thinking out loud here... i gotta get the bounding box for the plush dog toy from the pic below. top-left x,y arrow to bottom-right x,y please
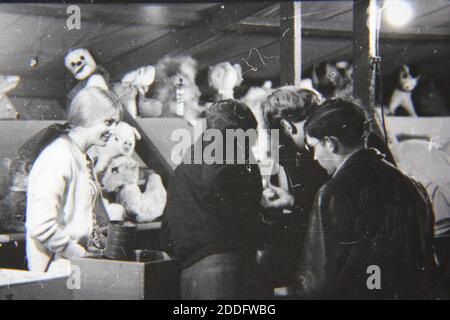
311,60 -> 353,99
0,75 -> 20,120
388,65 -> 449,117
101,156 -> 166,223
153,55 -> 204,124
87,121 -> 141,174
208,62 -> 243,100
388,65 -> 419,116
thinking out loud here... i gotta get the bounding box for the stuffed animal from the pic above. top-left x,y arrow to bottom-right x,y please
241,81 -> 273,127
65,48 -> 110,103
111,65 -> 160,118
87,121 -> 141,174
0,158 -> 29,232
101,156 -> 166,223
311,60 -> 353,99
388,65 -> 449,117
0,75 -> 20,120
137,91 -> 163,118
388,65 -> 419,116
153,55 -> 204,124
208,62 -> 243,100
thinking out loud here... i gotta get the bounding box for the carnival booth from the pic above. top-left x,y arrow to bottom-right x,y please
0,1 -> 449,299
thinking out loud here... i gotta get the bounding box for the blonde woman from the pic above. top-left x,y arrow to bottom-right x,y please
26,87 -> 121,274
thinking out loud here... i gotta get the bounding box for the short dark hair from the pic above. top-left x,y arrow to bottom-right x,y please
206,99 -> 257,132
304,98 -> 368,148
262,87 -> 322,130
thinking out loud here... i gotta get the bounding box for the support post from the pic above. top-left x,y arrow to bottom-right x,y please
280,1 -> 302,86
353,0 -> 376,109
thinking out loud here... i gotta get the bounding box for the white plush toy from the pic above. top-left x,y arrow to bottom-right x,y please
388,65 -> 419,117
112,65 -> 160,118
208,62 -> 243,100
87,121 -> 141,174
241,80 -> 273,127
65,48 -> 109,97
0,75 -> 20,120
64,48 -> 108,86
101,156 -> 167,223
154,55 -> 204,124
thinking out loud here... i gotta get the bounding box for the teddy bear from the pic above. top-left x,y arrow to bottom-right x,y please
208,61 -> 243,100
87,121 -> 141,175
101,156 -> 166,223
65,48 -> 110,103
152,55 -> 205,125
0,75 -> 20,120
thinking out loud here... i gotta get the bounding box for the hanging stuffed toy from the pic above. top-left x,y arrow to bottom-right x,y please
111,65 -> 160,118
208,61 -> 243,100
0,75 -> 20,120
65,48 -> 110,104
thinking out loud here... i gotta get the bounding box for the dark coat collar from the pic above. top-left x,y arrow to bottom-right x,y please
334,148 -> 386,178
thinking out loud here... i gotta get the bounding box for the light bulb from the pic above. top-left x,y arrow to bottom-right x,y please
384,0 -> 414,27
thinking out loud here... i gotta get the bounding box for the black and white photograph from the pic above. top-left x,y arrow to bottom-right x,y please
0,0 -> 449,304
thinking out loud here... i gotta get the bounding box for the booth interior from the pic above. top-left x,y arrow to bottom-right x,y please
0,1 -> 449,299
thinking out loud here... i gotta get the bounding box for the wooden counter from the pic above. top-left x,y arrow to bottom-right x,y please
0,268 -> 71,300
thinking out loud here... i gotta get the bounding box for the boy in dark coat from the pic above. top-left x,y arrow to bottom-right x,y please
161,99 -> 269,299
296,99 -> 437,299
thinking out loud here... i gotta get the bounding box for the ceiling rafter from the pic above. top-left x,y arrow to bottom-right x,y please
0,3 -> 208,27
107,2 -> 275,79
232,18 -> 450,41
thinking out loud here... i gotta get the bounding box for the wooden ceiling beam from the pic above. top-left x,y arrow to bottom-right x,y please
0,3 -> 206,27
108,2 -> 275,79
233,18 -> 450,41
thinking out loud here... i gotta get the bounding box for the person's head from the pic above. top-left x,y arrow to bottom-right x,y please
206,99 -> 258,162
68,87 -> 122,148
304,98 -> 368,175
206,99 -> 257,132
262,87 -> 322,149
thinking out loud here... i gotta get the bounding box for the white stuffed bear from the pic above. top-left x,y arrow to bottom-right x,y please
65,48 -> 110,103
208,62 -> 243,100
87,121 -> 141,174
153,55 -> 204,124
0,75 -> 20,120
101,156 -> 166,223
111,65 -> 161,118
